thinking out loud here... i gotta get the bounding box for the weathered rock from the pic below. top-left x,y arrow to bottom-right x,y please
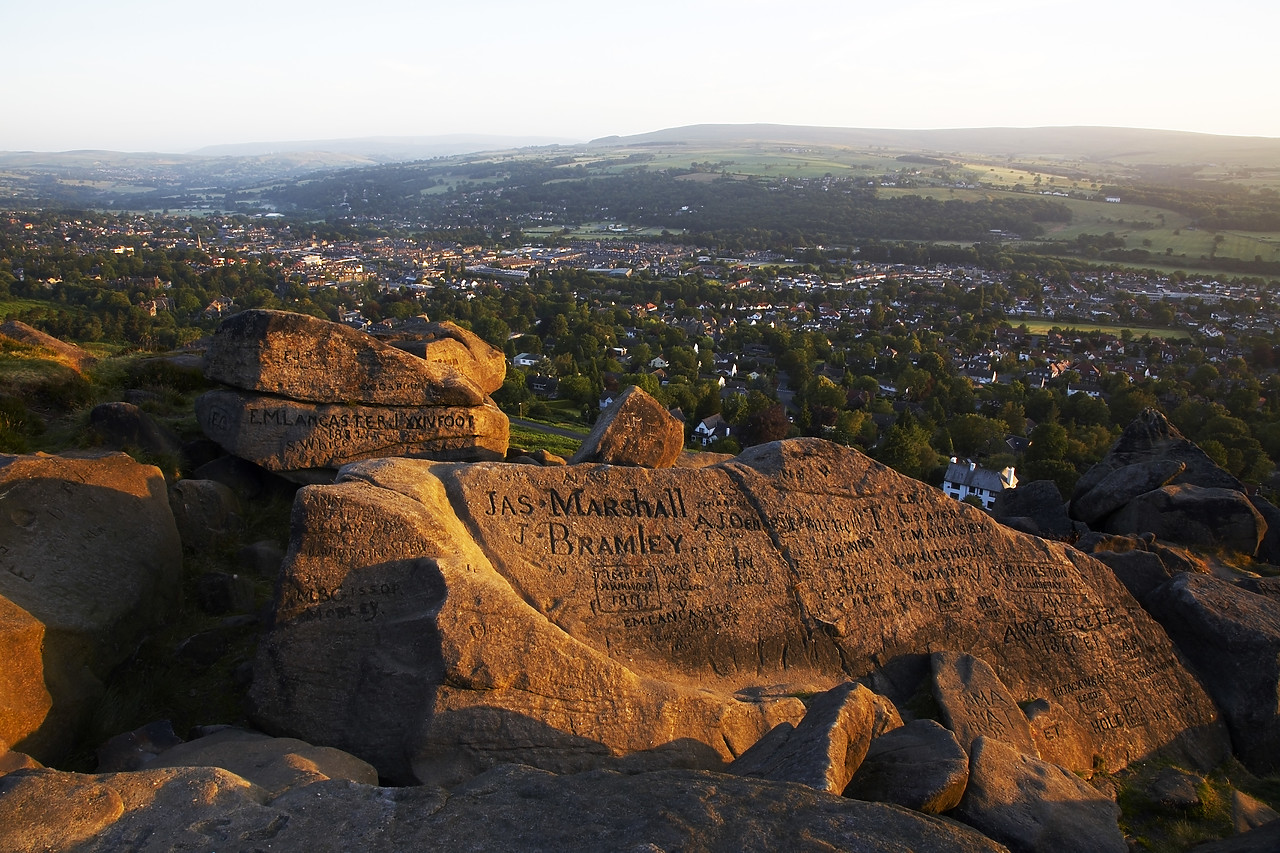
197,389 -> 508,478
992,480 -> 1074,540
0,320 -> 96,372
95,720 -> 184,772
953,736 -> 1126,853
1071,458 -> 1187,526
1104,484 -> 1267,555
88,401 -> 182,459
203,308 -> 486,406
728,682 -> 876,793
844,719 -> 969,814
0,770 -> 125,852
0,597 -> 50,752
146,728 -> 378,796
0,452 -> 182,761
1145,572 -> 1280,773
1231,788 -> 1280,833
374,319 -> 506,394
1072,408 -> 1243,505
251,438 -> 1228,785
169,478 -> 242,551
569,385 -> 685,468
0,763 -> 1009,853
0,742 -> 40,776
933,651 -> 1039,758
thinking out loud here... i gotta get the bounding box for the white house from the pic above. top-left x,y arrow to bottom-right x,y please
941,459 -> 1017,510
693,413 -> 731,447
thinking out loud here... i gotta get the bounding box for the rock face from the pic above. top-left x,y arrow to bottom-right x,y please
88,402 -> 182,458
197,310 -> 509,480
0,452 -> 182,761
1145,572 -> 1280,773
569,385 -> 685,468
0,763 -> 1008,853
251,438 -> 1227,785
953,735 -> 1126,853
196,390 -> 509,476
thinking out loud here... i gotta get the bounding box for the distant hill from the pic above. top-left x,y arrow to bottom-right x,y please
591,124 -> 1280,167
189,134 -> 580,162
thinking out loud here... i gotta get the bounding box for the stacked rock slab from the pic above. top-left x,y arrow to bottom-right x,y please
251,438 -> 1228,785
196,310 -> 508,481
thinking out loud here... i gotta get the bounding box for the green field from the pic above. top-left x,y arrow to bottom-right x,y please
1016,320 -> 1191,340
877,185 -> 1280,266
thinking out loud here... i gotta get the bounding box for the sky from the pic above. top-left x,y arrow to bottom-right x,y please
5,0 -> 1278,153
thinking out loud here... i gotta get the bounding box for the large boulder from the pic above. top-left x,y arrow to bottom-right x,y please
202,309 -> 486,407
569,385 -> 685,468
196,389 -> 509,478
87,402 -> 183,459
1072,408 -> 1243,507
844,719 -> 969,814
953,735 -> 1126,853
728,682 -> 876,793
1145,572 -> 1280,773
1071,458 -> 1186,527
0,452 -> 182,761
0,763 -> 1008,853
251,438 -> 1227,785
991,479 -> 1075,540
933,651 -> 1039,757
1104,484 -> 1266,556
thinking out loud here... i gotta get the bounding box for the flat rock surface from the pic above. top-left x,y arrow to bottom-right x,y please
202,308 -> 485,406
0,452 -> 182,761
0,764 -> 1009,853
196,388 -> 509,474
251,439 -> 1227,786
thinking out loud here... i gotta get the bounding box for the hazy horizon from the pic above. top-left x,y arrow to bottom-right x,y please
7,0 -> 1278,153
